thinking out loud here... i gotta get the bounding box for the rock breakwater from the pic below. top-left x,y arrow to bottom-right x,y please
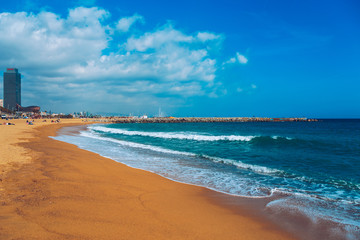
110,117 -> 317,124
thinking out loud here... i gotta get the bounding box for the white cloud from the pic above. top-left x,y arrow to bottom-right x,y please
235,84 -> 257,94
116,14 -> 144,32
126,26 -> 222,52
223,52 -> 248,66
68,6 -> 109,24
0,7 -> 109,70
223,57 -> 236,66
196,32 -> 221,42
236,52 -> 248,64
126,26 -> 194,51
0,7 -> 226,113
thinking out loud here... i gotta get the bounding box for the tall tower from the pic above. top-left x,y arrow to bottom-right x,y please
3,68 -> 21,111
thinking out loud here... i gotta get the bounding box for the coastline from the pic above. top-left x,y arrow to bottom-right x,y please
0,119 -> 295,239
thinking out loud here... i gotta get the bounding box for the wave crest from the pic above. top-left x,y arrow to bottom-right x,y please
90,126 -> 256,141
81,130 -> 282,176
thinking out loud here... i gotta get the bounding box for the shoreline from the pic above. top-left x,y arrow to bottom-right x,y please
0,119 -> 296,239
59,123 -> 357,240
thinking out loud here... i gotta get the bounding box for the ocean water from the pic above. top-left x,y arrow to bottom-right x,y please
54,120 -> 360,239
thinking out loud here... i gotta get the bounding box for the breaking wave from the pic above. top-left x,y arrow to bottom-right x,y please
81,130 -> 281,176
89,126 -> 293,142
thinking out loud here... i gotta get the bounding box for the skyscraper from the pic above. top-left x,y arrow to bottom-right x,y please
3,68 -> 21,111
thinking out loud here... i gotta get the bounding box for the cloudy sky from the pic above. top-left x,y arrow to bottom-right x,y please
0,0 -> 359,117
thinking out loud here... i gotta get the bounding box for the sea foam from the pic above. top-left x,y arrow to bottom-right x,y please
89,125 -> 255,141
81,130 -> 281,176
80,131 -> 195,156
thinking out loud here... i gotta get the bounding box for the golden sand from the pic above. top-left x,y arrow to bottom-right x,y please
0,119 -> 295,239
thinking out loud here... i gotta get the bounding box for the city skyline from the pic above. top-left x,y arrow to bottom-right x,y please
0,0 -> 359,118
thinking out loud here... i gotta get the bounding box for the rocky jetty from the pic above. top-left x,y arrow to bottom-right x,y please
111,117 -> 317,124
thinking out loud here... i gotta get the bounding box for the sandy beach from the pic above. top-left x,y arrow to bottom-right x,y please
0,119 -> 295,240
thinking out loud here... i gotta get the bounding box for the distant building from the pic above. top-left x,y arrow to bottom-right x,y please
3,68 -> 21,111
17,105 -> 40,113
0,99 -> 3,107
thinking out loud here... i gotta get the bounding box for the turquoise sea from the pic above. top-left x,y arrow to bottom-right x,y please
54,119 -> 360,239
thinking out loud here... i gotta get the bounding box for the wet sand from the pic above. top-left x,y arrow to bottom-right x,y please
0,119 -> 295,239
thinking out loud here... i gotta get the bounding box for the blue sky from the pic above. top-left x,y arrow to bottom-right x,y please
0,0 -> 359,117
